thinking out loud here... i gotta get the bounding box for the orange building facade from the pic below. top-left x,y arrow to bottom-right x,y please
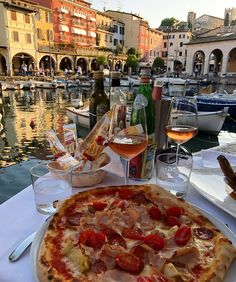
33,0 -> 97,47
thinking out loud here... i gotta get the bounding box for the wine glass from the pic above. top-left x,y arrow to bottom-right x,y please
165,97 -> 198,160
108,104 -> 148,185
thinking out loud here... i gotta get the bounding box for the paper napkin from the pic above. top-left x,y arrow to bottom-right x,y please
201,149 -> 236,168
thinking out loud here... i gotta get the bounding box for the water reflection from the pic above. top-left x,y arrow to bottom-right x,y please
0,87 -> 91,168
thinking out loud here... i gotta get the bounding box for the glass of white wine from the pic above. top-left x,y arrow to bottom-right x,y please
108,104 -> 148,185
165,97 -> 198,159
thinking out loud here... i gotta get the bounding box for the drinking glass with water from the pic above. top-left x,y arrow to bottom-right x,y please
30,163 -> 72,214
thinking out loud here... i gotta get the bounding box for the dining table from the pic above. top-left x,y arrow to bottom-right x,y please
0,148 -> 236,282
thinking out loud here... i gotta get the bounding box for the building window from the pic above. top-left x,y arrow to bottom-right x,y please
47,30 -> 53,41
45,12 -> 52,23
179,34 -> 181,38
110,36 -> 112,43
179,51 -> 182,56
162,51 -> 168,57
170,42 -> 173,47
13,31 -> 19,41
183,34 -> 186,38
114,25 -> 118,33
120,26 -> 124,35
25,14 -> 30,23
164,42 -> 167,48
114,38 -> 118,46
105,34 -> 107,42
172,35 -> 175,39
150,50 -> 152,56
26,33 -> 31,43
11,11 -> 17,21
187,35 -> 189,39
180,42 -> 183,47
150,38 -> 152,45
37,29 -> 42,40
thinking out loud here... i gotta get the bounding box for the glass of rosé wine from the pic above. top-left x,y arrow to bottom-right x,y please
108,103 -> 148,185
165,97 -> 198,161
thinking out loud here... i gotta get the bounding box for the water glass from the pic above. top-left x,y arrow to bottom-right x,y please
156,153 -> 193,199
30,163 -> 72,214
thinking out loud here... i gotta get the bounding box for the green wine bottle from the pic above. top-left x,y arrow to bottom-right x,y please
89,71 -> 110,130
129,69 -> 156,180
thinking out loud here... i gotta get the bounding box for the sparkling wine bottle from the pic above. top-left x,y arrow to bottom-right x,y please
129,69 -> 156,180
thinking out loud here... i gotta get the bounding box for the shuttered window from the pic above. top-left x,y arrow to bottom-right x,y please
11,11 -> 17,21
13,31 -> 19,41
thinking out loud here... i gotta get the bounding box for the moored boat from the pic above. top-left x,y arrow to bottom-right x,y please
197,95 -> 236,117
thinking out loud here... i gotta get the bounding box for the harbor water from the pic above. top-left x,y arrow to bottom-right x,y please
0,83 -> 236,204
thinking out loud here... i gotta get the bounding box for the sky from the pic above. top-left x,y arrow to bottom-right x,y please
90,0 -> 236,27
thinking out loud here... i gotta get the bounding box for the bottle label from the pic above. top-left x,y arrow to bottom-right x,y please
96,103 -> 109,121
129,134 -> 156,180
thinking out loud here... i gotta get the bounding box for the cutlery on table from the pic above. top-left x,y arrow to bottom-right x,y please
8,232 -> 36,262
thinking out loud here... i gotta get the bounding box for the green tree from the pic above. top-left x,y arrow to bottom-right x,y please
160,17 -> 179,28
97,55 -> 107,68
126,55 -> 139,68
127,48 -> 136,55
152,57 -> 165,74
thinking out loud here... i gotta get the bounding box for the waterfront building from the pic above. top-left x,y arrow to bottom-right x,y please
96,11 -> 114,50
106,10 -> 149,58
186,26 -> 236,76
112,19 -> 125,52
194,14 -> 224,33
144,28 -> 164,65
224,7 -> 236,26
0,0 -> 37,76
162,29 -> 192,73
34,4 -> 54,74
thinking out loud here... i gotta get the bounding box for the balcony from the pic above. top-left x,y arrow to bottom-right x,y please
97,24 -> 115,33
71,11 -> 86,19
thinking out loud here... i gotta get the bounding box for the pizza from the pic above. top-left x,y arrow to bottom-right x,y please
38,184 -> 236,282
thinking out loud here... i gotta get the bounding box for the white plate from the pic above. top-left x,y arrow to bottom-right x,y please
191,167 -> 236,218
30,207 -> 236,281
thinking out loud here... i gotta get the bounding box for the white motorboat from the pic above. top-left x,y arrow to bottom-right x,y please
66,106 -> 89,128
155,77 -> 187,85
180,107 -> 229,135
66,106 -> 229,135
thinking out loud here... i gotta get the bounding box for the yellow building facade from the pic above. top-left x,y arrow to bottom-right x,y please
96,11 -> 114,50
0,0 -> 37,75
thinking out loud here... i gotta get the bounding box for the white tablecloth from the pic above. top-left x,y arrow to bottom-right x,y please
0,155 -> 236,282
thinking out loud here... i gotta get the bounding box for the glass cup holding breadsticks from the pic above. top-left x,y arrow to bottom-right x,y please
108,102 -> 148,185
165,97 -> 198,160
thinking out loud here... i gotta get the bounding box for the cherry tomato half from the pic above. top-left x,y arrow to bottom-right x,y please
79,229 -> 106,249
149,206 -> 162,220
116,253 -> 144,273
174,225 -> 192,246
144,234 -> 165,251
122,228 -> 144,240
166,206 -> 182,218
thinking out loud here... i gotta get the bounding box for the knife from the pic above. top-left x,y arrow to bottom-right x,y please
8,231 -> 37,262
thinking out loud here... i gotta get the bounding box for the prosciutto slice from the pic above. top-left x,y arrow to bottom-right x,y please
96,269 -> 137,282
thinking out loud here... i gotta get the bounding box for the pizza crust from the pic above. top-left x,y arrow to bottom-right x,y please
37,184 -> 236,282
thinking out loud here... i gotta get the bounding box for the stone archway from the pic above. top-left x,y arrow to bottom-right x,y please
76,58 -> 88,74
12,52 -> 36,75
91,58 -> 99,71
39,55 -> 56,76
227,48 -> 236,73
0,54 -> 7,75
59,57 -> 73,71
193,51 -> 205,75
115,60 -> 122,71
208,49 -> 223,75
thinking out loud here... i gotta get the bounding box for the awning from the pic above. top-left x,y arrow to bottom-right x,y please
72,28 -> 87,35
88,16 -> 96,22
59,25 -> 69,32
88,31 -> 96,38
58,7 -> 69,14
72,12 -> 86,19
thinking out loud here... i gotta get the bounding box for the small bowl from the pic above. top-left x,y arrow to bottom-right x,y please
71,153 -> 111,188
